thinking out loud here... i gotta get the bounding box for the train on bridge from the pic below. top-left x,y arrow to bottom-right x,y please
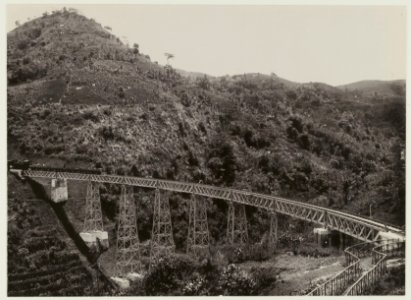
8,160 -> 104,175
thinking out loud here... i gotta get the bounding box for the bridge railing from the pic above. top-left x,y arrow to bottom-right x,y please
343,239 -> 405,296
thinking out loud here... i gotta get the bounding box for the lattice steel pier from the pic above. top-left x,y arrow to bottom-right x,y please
187,195 -> 210,259
149,189 -> 175,271
115,185 -> 141,276
227,202 -> 248,245
80,181 -> 109,247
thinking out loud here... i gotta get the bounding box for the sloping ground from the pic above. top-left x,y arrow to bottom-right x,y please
238,252 -> 345,295
7,174 -> 95,296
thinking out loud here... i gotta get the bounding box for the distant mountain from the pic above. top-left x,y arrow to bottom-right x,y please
175,68 -> 213,80
338,80 -> 405,97
176,70 -> 301,90
229,72 -> 301,90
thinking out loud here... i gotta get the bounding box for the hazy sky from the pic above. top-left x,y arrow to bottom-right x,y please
7,4 -> 406,85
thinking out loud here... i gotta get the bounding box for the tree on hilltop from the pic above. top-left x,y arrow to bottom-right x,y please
164,52 -> 174,65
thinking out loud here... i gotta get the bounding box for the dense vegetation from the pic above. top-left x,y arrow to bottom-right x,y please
7,8 -> 406,295
371,265 -> 405,295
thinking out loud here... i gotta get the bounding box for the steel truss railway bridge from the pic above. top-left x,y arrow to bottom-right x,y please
10,168 -> 405,295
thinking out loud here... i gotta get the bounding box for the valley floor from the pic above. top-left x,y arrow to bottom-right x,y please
238,252 -> 345,295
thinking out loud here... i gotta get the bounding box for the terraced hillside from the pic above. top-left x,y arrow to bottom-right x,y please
7,174 -> 103,296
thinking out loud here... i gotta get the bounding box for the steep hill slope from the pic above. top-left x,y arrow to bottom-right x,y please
7,7 -> 405,258
7,174 -> 96,296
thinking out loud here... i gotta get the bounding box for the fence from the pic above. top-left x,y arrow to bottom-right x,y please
343,239 -> 405,295
306,240 -> 386,296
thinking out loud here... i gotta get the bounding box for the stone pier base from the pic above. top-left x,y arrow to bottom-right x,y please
313,227 -> 331,247
79,230 -> 109,248
51,178 -> 68,203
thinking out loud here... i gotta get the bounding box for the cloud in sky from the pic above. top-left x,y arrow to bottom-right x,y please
7,4 -> 406,85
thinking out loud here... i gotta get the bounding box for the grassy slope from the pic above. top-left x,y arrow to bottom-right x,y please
7,9 -> 405,257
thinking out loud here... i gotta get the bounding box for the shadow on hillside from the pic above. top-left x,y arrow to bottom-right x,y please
27,178 -> 117,295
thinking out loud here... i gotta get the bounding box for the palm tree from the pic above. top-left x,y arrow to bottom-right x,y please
164,53 -> 174,65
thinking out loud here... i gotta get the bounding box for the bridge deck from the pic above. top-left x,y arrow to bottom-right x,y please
14,169 -> 405,243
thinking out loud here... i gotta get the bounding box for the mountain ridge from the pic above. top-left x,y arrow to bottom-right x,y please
7,9 -> 404,93
338,79 -> 405,98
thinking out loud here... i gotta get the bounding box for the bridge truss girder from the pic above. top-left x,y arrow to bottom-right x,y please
22,170 -> 403,243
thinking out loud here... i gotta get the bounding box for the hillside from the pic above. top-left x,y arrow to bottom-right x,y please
7,7 -> 405,262
338,80 -> 406,98
8,174 -> 96,296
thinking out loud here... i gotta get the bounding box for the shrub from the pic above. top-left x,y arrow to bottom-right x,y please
75,144 -> 88,154
8,62 -> 47,85
219,244 -> 274,264
286,89 -> 297,100
17,39 -> 30,50
82,111 -> 99,122
99,126 -> 115,140
144,254 -> 197,295
196,76 -> 210,90
298,134 -> 310,150
28,28 -> 42,39
207,136 -> 237,185
132,43 -> 139,54
287,126 -> 299,140
22,57 -> 31,65
297,243 -> 331,257
209,264 -> 276,296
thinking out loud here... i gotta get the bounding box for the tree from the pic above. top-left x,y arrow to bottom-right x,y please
68,8 -> 79,14
164,52 -> 174,65
132,43 -> 139,54
196,76 -> 210,90
15,20 -> 20,27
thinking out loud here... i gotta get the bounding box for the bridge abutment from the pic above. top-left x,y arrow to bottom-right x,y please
313,227 -> 331,247
50,178 -> 68,203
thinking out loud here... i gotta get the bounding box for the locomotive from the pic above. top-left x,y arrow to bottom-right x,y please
8,160 -> 104,175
